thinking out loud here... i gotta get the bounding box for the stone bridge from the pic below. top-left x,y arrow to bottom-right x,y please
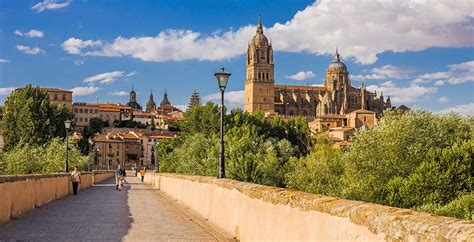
0,172 -> 473,241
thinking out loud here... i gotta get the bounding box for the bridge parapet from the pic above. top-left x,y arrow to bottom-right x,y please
0,171 -> 114,224
143,172 -> 474,241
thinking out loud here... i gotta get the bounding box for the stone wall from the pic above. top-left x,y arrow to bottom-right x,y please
0,172 -> 114,224
143,173 -> 474,241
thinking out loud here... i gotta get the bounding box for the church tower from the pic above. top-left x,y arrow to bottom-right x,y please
244,16 -> 275,115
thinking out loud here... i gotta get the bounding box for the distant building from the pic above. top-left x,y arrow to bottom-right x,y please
72,102 -> 100,130
98,103 -> 131,127
145,90 -> 157,113
15,87 -> 73,110
155,89 -> 182,115
126,86 -> 142,111
244,17 -> 391,117
41,88 -> 73,110
93,130 -> 177,170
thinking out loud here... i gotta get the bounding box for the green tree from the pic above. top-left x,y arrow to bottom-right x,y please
180,102 -> 221,135
2,84 -> 73,150
285,134 -> 343,196
341,110 -> 473,209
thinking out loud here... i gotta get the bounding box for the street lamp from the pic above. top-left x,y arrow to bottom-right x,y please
214,67 -> 231,178
64,120 -> 72,173
88,137 -> 94,171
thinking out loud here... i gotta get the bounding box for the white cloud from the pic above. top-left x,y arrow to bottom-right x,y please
62,38 -> 102,55
174,104 -> 188,112
366,81 -> 437,104
15,29 -> 44,38
126,70 -> 138,77
437,96 -> 449,103
74,60 -> 84,65
0,87 -> 16,95
437,103 -> 474,116
351,65 -> 415,81
0,59 -> 9,64
411,60 -> 474,85
83,71 -> 134,84
32,0 -> 71,12
61,1 -> 473,64
70,86 -> 100,97
204,90 -> 245,109
112,91 -> 129,97
285,71 -> 316,81
16,45 -> 45,55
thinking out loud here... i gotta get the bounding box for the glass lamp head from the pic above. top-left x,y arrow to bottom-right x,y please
64,120 -> 72,129
214,67 -> 231,91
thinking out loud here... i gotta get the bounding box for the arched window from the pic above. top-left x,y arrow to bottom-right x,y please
258,73 -> 261,79
266,73 -> 269,80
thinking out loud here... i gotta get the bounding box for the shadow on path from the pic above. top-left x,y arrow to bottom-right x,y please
0,177 -> 132,241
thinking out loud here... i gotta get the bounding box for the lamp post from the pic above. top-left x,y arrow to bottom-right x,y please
214,67 -> 231,178
64,120 -> 72,173
88,137 -> 94,172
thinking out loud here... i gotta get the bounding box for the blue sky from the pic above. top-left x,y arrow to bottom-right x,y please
0,0 -> 473,114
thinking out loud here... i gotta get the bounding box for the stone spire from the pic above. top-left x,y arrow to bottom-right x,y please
257,15 -> 263,33
160,88 -> 171,106
146,90 -> 156,113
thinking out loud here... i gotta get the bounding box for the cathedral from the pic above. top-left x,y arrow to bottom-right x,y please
244,17 -> 391,119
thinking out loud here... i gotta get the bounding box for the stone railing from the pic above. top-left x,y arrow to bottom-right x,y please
142,173 -> 474,241
0,171 -> 114,224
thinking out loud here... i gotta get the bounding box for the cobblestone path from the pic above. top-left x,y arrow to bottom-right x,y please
0,176 -> 222,241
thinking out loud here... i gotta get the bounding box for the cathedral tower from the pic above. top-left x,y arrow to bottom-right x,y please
244,16 -> 275,114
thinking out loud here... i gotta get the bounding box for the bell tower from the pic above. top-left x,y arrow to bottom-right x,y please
244,16 -> 274,115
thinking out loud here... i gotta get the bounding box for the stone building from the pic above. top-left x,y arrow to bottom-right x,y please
145,90 -> 156,113
244,18 -> 391,119
126,86 -> 142,111
42,88 -> 73,110
72,102 -> 100,130
155,89 -> 181,115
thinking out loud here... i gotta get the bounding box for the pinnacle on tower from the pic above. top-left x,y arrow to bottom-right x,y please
334,46 -> 340,62
257,15 -> 263,33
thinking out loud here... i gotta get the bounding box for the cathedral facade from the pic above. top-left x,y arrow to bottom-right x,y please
244,18 -> 391,118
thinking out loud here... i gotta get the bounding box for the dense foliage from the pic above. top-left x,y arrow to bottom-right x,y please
156,104 -> 473,220
0,84 -> 90,174
2,84 -> 73,151
0,138 -> 90,175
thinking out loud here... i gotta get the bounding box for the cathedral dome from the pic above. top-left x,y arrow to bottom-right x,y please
327,49 -> 347,72
251,33 -> 269,47
251,16 -> 269,47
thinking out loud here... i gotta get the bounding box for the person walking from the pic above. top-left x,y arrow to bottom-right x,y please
140,167 -> 145,182
115,164 -> 125,191
70,166 -> 81,195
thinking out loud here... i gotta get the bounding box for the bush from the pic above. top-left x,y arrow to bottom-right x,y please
417,193 -> 474,220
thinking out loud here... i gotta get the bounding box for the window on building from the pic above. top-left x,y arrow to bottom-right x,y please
62,94 -> 66,100
79,109 -> 83,113
258,73 -> 261,79
364,116 -> 367,122
79,118 -> 83,122
54,94 -> 58,100
266,73 -> 269,79
85,109 -> 89,113
109,144 -> 112,149
74,108 -> 78,113
263,97 -> 266,102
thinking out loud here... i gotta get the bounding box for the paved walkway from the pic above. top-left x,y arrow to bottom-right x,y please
0,176 -> 223,241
